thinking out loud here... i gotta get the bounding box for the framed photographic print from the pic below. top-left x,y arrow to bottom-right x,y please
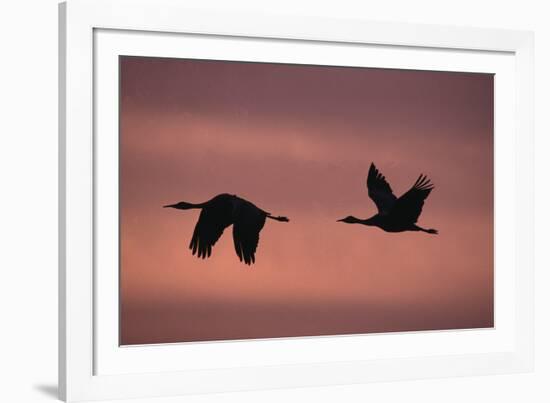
59,0 -> 534,401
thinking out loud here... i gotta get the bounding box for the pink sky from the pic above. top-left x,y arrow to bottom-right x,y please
119,56 -> 493,345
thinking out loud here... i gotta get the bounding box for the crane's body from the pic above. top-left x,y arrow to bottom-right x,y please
164,193 -> 289,265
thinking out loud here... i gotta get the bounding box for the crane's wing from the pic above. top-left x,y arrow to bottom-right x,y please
392,174 -> 434,224
189,207 -> 230,259
232,201 -> 267,265
367,163 -> 397,214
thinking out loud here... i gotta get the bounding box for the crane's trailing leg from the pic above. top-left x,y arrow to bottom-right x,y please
266,214 -> 289,222
413,225 -> 438,234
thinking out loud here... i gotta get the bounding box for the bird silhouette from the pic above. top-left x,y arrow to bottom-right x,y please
164,193 -> 289,265
338,163 -> 438,234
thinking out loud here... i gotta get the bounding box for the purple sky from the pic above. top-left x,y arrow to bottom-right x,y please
119,56 -> 494,344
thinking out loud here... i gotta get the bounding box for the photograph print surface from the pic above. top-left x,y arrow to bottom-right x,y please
119,56 -> 494,345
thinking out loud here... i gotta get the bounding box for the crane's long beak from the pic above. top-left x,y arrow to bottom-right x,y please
163,203 -> 178,208
337,218 -> 345,222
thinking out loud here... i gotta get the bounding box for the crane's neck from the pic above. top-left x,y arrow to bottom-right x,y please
350,216 -> 378,225
163,201 -> 204,210
338,215 -> 373,225
361,216 -> 377,225
338,215 -> 380,226
348,216 -> 365,224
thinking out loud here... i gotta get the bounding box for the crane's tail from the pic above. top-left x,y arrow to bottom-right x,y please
267,214 -> 289,222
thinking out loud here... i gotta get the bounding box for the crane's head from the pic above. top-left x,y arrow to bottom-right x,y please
163,201 -> 195,210
337,215 -> 361,224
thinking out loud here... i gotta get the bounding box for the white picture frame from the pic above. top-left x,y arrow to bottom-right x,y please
59,0 -> 534,401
